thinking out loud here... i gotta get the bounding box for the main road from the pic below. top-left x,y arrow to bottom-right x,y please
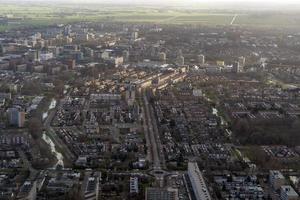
230,14 -> 238,25
142,89 -> 166,170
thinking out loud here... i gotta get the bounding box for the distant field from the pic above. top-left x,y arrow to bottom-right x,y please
234,13 -> 300,27
1,4 -> 300,32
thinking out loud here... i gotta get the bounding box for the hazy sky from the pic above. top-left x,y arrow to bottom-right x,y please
3,0 -> 300,7
4,0 -> 300,3
68,0 -> 300,3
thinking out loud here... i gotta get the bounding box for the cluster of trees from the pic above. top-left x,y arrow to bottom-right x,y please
27,117 -> 43,140
0,83 -> 11,93
21,81 -> 42,95
232,118 -> 300,146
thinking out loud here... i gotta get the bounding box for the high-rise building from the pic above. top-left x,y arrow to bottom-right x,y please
238,56 -> 246,67
40,52 -> 53,61
8,107 -> 25,128
65,59 -> 76,70
177,49 -> 182,57
85,47 -> 94,58
125,84 -> 136,106
197,54 -> 205,65
216,60 -> 225,66
28,50 -> 41,62
64,25 -> 72,36
8,107 -> 18,126
131,32 -> 138,40
19,111 -> 25,128
232,61 -> 243,73
33,32 -> 42,40
159,52 -> 167,61
123,50 -> 130,62
177,56 -> 184,66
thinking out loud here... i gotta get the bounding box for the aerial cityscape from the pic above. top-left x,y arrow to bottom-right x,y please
0,0 -> 300,199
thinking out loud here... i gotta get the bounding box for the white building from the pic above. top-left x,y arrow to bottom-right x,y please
193,89 -> 203,97
232,61 -> 243,73
40,52 -> 53,61
101,50 -> 111,60
176,56 -> 184,66
159,52 -> 166,61
82,172 -> 100,200
16,181 -> 37,200
188,162 -> 211,200
90,93 -> 121,101
280,185 -> 299,200
130,177 -> 139,194
197,54 -> 205,65
238,56 -> 246,67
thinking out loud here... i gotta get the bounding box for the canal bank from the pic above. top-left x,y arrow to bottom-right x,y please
42,98 -> 65,168
42,133 -> 64,168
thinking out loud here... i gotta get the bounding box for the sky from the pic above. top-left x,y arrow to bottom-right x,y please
66,0 -> 300,3
3,0 -> 300,3
3,0 -> 300,8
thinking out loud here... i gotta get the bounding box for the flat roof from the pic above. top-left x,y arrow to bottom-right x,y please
281,185 -> 299,197
188,162 -> 211,200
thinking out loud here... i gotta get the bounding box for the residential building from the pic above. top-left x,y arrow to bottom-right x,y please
129,177 -> 139,194
269,170 -> 285,190
146,187 -> 178,200
8,107 -> 25,128
16,181 -> 37,200
280,185 -> 299,200
82,172 -> 100,200
197,54 -> 205,65
188,162 -> 211,200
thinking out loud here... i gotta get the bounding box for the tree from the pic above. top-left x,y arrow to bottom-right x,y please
21,81 -> 42,95
233,119 -> 251,138
27,117 -> 43,140
0,83 -> 10,93
53,79 -> 65,96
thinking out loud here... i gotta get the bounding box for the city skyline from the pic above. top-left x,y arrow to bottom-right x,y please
0,0 -> 300,199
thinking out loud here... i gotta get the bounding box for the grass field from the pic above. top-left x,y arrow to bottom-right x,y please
235,13 -> 300,27
1,3 -> 300,32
